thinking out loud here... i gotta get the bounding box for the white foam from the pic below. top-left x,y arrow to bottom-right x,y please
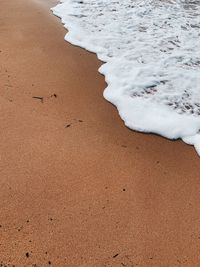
52,0 -> 200,155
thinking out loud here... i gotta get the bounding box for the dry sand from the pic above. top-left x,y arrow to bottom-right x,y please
1,0 -> 200,266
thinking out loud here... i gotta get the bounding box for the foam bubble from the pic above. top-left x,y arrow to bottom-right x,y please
52,0 -> 200,155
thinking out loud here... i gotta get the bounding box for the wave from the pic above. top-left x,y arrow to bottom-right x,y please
52,0 -> 200,155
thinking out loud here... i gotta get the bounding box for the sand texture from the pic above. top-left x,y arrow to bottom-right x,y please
1,0 -> 200,266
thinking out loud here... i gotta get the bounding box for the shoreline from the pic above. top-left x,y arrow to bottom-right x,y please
1,0 -> 200,266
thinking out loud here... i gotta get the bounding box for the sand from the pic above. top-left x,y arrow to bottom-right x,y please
1,0 -> 200,266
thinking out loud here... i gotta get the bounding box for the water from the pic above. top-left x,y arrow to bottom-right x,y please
52,0 -> 200,155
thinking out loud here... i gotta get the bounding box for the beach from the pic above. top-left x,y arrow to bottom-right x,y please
1,0 -> 200,266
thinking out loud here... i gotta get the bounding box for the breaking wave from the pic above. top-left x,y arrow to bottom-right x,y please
52,0 -> 200,155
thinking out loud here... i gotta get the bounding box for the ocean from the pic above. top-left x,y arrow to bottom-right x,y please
52,0 -> 200,155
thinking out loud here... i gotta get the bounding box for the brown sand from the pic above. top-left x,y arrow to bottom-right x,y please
1,0 -> 200,266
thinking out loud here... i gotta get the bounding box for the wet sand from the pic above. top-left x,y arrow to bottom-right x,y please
1,0 -> 200,266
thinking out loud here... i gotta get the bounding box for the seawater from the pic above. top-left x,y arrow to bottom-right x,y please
52,0 -> 200,155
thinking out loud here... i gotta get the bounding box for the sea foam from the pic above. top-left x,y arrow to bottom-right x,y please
52,0 -> 200,155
